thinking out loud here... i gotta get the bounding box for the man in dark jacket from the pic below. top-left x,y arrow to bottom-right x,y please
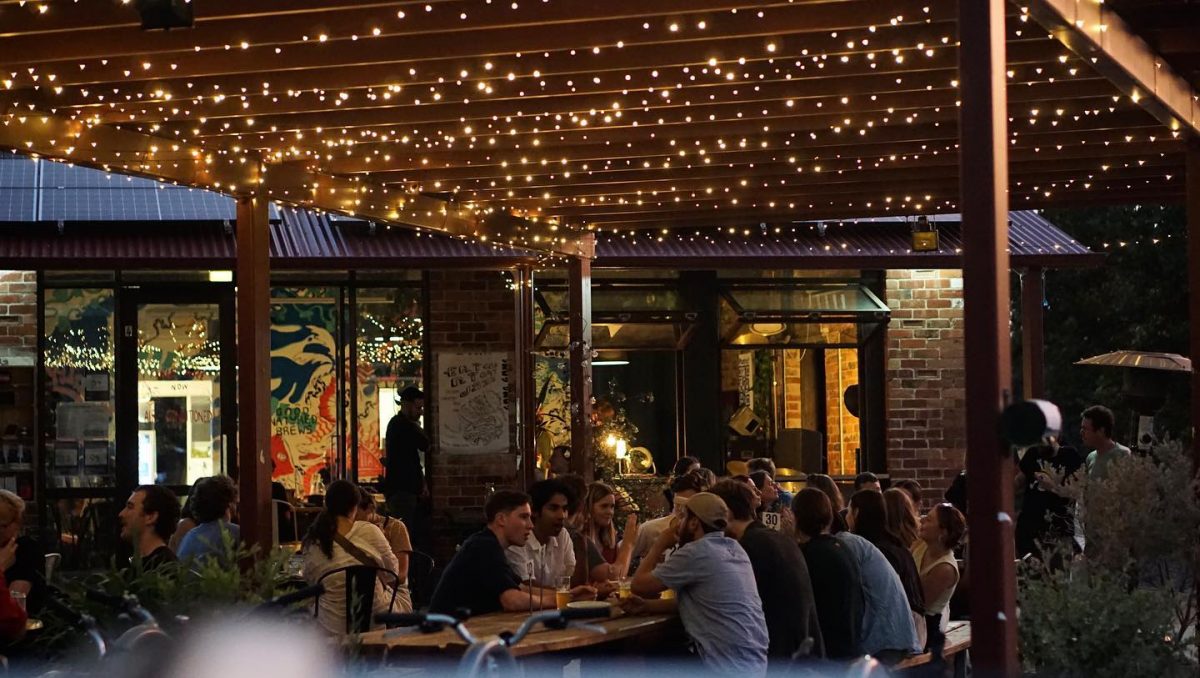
383,386 -> 428,533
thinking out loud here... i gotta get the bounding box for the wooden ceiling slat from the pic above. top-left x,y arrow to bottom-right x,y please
2,0 -> 944,89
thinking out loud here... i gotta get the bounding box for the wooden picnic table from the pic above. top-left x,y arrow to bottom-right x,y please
357,607 -> 678,658
895,620 -> 971,674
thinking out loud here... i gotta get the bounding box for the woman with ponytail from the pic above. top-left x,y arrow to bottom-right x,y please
303,480 -> 410,635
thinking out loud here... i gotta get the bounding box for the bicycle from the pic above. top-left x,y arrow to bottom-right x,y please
376,606 -> 611,678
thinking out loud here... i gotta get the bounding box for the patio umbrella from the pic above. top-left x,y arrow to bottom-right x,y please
1074,351 -> 1192,373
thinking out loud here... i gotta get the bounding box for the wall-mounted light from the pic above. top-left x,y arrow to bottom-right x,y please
749,322 -> 786,336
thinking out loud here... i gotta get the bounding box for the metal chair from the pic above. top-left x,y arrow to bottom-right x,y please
401,549 -> 436,610
44,553 -> 62,582
314,565 -> 402,634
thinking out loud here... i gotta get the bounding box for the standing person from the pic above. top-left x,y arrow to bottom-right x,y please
627,492 -> 769,677
581,482 -> 638,580
1080,405 -> 1131,480
710,480 -> 824,662
848,489 -> 926,650
302,481 -> 410,635
430,490 -> 594,615
805,474 -> 848,534
118,485 -> 181,571
383,387 -> 429,533
883,488 -> 921,549
506,479 -> 576,588
912,504 -> 966,650
0,490 -> 44,615
1015,441 -> 1083,558
177,475 -> 240,567
793,488 -> 864,660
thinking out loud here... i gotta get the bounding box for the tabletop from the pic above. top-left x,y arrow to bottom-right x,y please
357,607 -> 678,657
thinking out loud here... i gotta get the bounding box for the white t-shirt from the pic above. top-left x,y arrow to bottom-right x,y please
506,527 -> 576,587
303,521 -> 407,635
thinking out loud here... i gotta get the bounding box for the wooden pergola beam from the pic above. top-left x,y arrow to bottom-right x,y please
0,111 -> 589,257
1021,0 -> 1200,135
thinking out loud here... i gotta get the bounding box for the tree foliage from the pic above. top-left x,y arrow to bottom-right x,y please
1019,205 -> 1191,444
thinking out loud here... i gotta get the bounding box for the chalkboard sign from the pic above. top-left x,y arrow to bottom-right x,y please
437,352 -> 511,455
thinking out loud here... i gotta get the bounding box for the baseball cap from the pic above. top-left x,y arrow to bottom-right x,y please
684,492 -> 729,530
396,386 -> 424,403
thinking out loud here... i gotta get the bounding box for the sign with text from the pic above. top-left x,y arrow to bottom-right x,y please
437,352 -> 511,454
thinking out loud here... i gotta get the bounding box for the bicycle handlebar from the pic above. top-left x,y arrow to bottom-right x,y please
43,593 -> 108,658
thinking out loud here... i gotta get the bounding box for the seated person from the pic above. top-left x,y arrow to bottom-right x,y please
627,492 -> 769,677
710,480 -> 824,662
303,481 -> 409,635
506,479 -> 576,587
836,527 -> 922,661
794,488 -> 865,660
272,481 -> 297,544
169,478 -> 206,553
632,469 -> 708,563
0,538 -> 27,642
430,490 -> 593,615
356,486 -> 411,584
177,475 -> 240,566
0,490 -> 44,616
747,458 -> 794,511
581,482 -> 638,581
559,474 -> 609,587
119,485 -> 181,571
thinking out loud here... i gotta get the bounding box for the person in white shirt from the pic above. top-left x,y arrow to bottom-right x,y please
632,469 -> 710,563
506,479 -> 576,587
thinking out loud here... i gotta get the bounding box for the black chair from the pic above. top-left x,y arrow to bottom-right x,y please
315,565 -> 402,634
402,549 -> 436,610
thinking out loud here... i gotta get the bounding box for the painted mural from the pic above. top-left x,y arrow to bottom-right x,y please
270,291 -> 339,494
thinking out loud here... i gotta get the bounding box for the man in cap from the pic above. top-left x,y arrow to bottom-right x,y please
383,386 -> 428,541
626,492 -> 769,677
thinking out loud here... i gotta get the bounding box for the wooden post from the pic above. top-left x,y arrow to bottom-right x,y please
1020,267 -> 1046,400
1188,138 -> 1200,473
958,1 -> 1019,675
568,236 -> 595,480
235,193 -> 273,553
514,265 -> 537,488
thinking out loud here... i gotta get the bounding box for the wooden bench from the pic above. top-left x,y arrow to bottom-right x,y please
894,621 -> 971,675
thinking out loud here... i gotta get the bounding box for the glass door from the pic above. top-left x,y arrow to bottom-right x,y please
118,287 -> 235,497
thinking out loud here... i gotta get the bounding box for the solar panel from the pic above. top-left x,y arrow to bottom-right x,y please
158,186 -> 236,221
0,156 -> 37,221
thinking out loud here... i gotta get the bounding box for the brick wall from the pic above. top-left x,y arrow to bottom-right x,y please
0,271 -> 37,350
425,270 -> 520,560
885,269 -> 966,509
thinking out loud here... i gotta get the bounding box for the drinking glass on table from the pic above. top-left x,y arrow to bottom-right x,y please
555,576 -> 572,610
10,590 -> 25,613
618,577 -> 632,600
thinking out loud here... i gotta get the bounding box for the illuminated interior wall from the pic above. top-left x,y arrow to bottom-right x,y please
824,348 -> 860,475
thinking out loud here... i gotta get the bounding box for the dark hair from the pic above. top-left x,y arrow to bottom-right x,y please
854,472 -> 880,490
849,489 -> 900,546
180,477 -> 207,521
192,475 -> 237,524
670,456 -> 700,477
671,469 -> 709,494
710,479 -> 758,523
399,386 -> 424,402
304,480 -> 360,559
486,490 -> 531,523
271,481 -> 287,502
746,458 -> 777,476
806,474 -> 844,512
1082,405 -> 1115,438
357,486 -> 378,511
933,503 -> 968,550
748,470 -> 771,491
793,488 -> 833,538
557,474 -> 588,514
529,479 -> 575,514
893,479 -> 923,507
884,488 -> 920,547
135,485 -> 181,543
693,467 -> 717,488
